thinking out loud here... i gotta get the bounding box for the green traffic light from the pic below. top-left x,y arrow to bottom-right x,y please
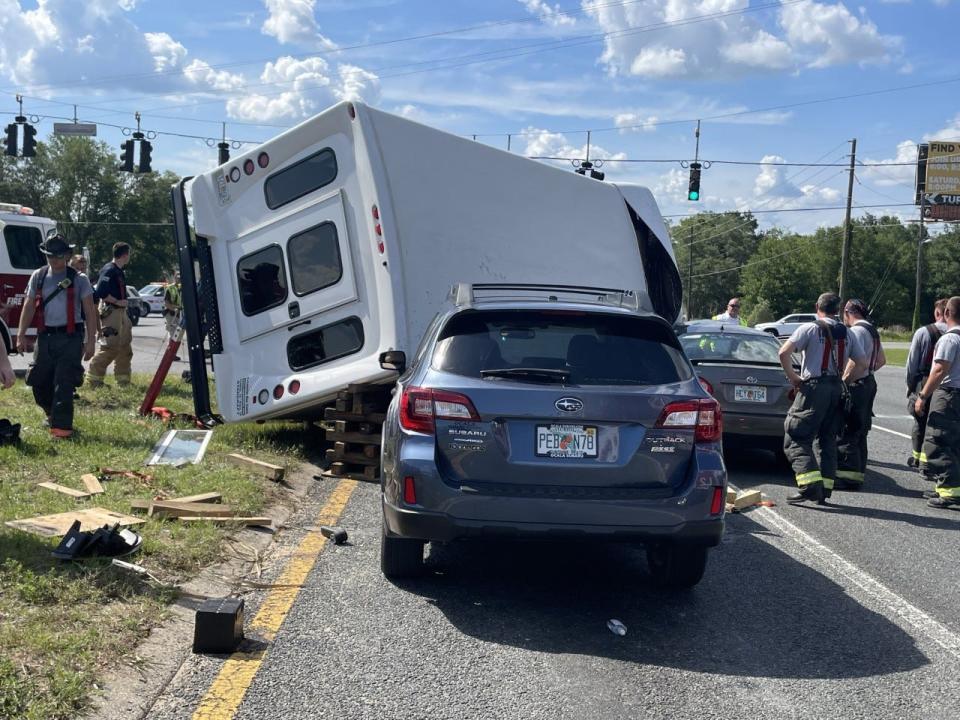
688,190 -> 699,201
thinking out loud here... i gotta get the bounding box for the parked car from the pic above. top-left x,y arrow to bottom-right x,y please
678,321 -> 794,457
379,284 -> 727,588
754,313 -> 817,339
138,283 -> 167,314
126,288 -> 142,326
127,287 -> 151,318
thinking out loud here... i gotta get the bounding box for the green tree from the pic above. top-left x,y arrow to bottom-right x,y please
0,136 -> 179,287
671,211 -> 761,319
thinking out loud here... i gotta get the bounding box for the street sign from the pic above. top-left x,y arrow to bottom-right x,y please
923,192 -> 960,205
924,141 -> 960,198
53,122 -> 97,137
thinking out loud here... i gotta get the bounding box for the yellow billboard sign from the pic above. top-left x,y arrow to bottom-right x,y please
925,141 -> 960,199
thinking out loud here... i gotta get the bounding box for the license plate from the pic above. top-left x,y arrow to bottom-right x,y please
535,424 -> 598,458
734,385 -> 767,403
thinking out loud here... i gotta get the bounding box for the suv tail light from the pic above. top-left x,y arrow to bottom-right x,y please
656,399 -> 723,443
697,376 -> 714,396
399,387 -> 480,434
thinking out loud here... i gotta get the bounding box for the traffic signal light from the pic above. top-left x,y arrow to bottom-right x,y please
120,140 -> 134,172
218,141 -> 230,165
4,124 -> 16,157
138,139 -> 153,173
21,123 -> 37,157
687,162 -> 702,201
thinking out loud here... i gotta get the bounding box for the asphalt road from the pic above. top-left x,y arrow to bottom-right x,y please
10,312 -> 186,376
143,364 -> 960,720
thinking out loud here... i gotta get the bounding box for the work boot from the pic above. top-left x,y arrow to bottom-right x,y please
87,377 -> 105,388
927,496 -> 960,510
907,456 -> 918,468
787,482 -> 825,505
49,427 -> 74,439
117,376 -> 131,388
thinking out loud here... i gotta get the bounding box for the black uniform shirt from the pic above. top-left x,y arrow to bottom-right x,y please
95,261 -> 126,304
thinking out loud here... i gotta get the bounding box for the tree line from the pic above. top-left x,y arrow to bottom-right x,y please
670,210 -> 960,330
3,138 -> 957,328
0,136 -> 179,288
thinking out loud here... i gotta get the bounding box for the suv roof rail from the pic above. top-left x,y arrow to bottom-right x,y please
449,283 -> 640,311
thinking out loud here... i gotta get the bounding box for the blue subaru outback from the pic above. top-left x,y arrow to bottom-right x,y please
380,284 -> 727,588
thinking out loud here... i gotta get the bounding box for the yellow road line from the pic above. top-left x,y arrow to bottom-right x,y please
193,479 -> 358,720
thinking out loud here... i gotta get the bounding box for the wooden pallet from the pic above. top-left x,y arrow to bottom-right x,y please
322,384 -> 391,482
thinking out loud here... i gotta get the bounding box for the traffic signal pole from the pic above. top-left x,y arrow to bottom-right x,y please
838,138 -> 857,300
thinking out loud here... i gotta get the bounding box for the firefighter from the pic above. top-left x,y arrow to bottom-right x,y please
88,242 -> 134,388
14,232 -> 97,438
778,292 -> 866,504
713,297 -> 748,326
836,299 -> 884,489
905,298 -> 948,470
915,296 -> 960,509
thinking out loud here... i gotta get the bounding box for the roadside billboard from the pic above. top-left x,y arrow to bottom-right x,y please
921,141 -> 960,221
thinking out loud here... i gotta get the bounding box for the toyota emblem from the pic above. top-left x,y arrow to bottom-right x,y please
555,397 -> 583,413
745,376 -> 758,384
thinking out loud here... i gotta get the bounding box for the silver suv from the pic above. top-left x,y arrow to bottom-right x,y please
379,284 -> 727,588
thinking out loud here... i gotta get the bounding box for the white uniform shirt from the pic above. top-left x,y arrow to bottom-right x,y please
789,317 -> 865,381
932,328 -> 960,389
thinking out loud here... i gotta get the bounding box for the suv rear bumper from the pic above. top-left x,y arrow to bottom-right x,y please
382,499 -> 724,546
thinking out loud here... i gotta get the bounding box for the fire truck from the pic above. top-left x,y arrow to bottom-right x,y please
0,203 -> 56,352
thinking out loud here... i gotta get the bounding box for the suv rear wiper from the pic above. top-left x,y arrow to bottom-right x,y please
480,367 -> 571,383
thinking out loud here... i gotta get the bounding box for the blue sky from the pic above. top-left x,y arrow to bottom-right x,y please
1,0 -> 958,232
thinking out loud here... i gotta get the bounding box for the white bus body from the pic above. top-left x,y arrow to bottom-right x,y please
177,102 -> 682,423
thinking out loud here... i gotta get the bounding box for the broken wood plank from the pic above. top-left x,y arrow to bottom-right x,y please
177,516 -> 273,527
333,419 -> 378,435
323,407 -> 386,424
726,488 -> 737,505
325,448 -> 380,466
37,482 -> 91,499
149,501 -> 237,519
80,474 -> 105,495
170,491 -> 222,504
733,490 -> 763,511
5,508 -> 145,537
320,467 -> 379,484
325,431 -> 382,446
226,453 -> 285,481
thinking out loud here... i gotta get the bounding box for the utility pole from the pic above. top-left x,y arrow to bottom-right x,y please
912,197 -> 925,330
838,138 -> 857,300
687,224 -> 694,319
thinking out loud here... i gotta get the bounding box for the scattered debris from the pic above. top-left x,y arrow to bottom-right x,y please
147,429 -> 213,466
607,619 -> 628,636
130,492 -> 223,512
193,597 -> 245,654
226,453 -> 285,482
320,526 -> 348,545
80,473 -> 105,494
149,501 -> 237,519
99,468 -> 154,484
725,489 -> 768,513
38,481 -> 92,500
177,516 -> 273,528
51,520 -> 143,560
0,418 -> 21,445
111,558 -> 166,585
6,508 -> 145,537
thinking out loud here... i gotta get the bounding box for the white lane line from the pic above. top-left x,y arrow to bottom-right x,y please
750,504 -> 960,663
873,424 -> 912,440
874,414 -> 911,420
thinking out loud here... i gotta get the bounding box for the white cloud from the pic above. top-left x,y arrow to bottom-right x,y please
721,30 -> 793,69
582,0 -> 899,79
615,112 -> 658,133
262,0 -> 336,49
144,32 -> 187,73
183,59 -> 246,92
630,47 -> 687,77
518,0 -> 576,27
225,56 -> 380,122
755,155 -> 804,199
76,34 -> 95,54
780,1 -> 901,68
519,127 -> 626,173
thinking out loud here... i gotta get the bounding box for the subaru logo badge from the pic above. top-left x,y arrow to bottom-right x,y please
555,397 -> 583,413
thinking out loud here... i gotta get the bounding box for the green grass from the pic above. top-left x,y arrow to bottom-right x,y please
0,374 -> 309,719
885,348 -> 907,366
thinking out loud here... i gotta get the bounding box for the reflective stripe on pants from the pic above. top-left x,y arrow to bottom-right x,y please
784,376 -> 842,490
921,387 -> 960,497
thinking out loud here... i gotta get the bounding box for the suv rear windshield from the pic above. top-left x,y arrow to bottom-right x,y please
433,310 -> 691,386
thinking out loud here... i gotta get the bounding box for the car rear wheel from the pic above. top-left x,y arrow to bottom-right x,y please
381,530 -> 424,579
646,542 -> 708,588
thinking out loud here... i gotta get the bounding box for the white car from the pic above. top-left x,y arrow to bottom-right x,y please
138,284 -> 168,315
754,313 -> 818,339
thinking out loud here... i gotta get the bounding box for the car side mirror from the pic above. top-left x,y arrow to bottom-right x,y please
379,350 -> 406,373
